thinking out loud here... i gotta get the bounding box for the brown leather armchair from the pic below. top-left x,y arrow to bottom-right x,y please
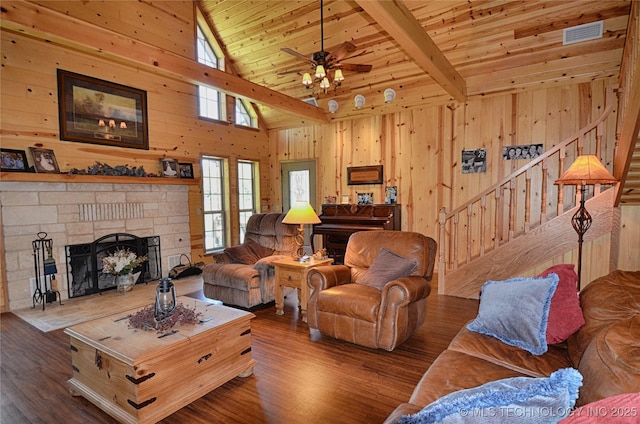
306,231 -> 437,351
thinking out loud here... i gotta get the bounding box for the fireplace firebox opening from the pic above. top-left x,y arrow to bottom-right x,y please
65,233 -> 162,298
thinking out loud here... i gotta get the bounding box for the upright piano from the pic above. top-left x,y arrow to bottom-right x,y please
312,204 -> 401,264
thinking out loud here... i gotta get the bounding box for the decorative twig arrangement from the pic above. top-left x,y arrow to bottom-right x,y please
69,162 -> 157,177
128,303 -> 202,333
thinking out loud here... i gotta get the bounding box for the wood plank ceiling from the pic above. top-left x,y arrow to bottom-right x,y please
201,0 -> 640,205
200,0 -> 631,129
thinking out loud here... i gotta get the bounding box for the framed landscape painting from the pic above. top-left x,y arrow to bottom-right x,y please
57,69 -> 149,150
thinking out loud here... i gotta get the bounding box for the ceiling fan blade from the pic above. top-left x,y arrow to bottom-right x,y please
281,48 -> 315,65
277,68 -> 309,76
340,50 -> 369,62
327,42 -> 357,62
340,63 -> 373,73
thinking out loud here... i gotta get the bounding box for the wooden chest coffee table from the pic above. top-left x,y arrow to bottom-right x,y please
64,296 -> 255,424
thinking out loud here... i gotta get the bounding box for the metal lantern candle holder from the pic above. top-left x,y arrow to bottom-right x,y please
32,232 -> 62,310
154,278 -> 177,320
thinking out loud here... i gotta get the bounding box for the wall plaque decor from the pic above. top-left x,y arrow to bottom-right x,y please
347,165 -> 383,185
57,69 -> 149,150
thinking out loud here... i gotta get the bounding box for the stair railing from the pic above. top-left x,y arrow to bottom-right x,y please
438,85 -> 618,291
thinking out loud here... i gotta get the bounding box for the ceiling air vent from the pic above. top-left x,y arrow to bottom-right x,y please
302,97 -> 319,107
563,21 -> 603,45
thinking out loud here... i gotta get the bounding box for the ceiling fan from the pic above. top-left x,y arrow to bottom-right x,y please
280,0 -> 372,91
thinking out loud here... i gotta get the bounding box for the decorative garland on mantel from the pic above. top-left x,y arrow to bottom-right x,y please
69,162 -> 158,177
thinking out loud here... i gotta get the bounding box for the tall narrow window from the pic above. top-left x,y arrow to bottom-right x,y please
196,24 -> 222,120
197,11 -> 258,128
202,156 -> 226,251
238,160 -> 258,243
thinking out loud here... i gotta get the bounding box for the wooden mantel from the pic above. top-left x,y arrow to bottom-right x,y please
0,172 -> 199,185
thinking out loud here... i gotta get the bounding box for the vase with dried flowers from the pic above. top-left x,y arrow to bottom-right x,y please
102,248 -> 147,293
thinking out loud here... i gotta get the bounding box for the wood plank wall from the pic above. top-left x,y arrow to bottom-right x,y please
0,1 -> 274,266
1,1 -> 638,308
268,79 -> 640,281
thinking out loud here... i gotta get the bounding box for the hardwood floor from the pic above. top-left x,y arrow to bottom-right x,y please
1,285 -> 478,424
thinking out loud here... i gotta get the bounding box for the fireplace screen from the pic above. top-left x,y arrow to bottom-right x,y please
65,233 -> 162,298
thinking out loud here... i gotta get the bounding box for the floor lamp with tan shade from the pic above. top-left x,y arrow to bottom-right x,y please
282,201 -> 321,258
555,155 -> 618,290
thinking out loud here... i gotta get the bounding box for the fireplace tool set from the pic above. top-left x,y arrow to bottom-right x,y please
32,232 -> 62,310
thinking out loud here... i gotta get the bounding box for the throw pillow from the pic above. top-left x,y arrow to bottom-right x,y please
538,264 -> 585,344
358,247 -> 418,290
467,274 -> 559,355
397,368 -> 582,424
245,238 -> 275,259
558,392 -> 640,424
225,239 -> 274,265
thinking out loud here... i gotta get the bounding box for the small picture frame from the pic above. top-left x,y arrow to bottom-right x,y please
1,148 -> 30,172
160,158 -> 179,178
29,147 -> 60,173
385,186 -> 397,204
502,144 -> 543,160
178,162 -> 194,179
340,194 -> 350,204
461,148 -> 487,174
357,192 -> 374,205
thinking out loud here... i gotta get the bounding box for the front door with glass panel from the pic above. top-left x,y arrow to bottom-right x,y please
281,160 -> 317,254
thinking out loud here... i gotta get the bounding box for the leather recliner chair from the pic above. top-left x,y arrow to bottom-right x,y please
306,230 -> 437,351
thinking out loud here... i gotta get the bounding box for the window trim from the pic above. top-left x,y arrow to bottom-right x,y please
201,155 -> 229,253
237,159 -> 260,243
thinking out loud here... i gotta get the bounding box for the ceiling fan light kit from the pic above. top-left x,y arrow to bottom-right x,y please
283,0 -> 372,94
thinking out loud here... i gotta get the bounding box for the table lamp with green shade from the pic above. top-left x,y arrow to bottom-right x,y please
282,201 -> 321,259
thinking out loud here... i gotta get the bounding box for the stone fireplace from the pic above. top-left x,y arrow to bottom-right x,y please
0,180 -> 191,310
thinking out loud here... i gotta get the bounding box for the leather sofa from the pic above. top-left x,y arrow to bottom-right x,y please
307,230 -> 437,351
202,213 -> 298,308
385,269 -> 640,423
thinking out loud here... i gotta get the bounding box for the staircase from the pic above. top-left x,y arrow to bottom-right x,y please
438,2 -> 640,298
438,85 -> 618,298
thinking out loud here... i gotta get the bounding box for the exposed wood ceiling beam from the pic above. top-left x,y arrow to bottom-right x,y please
356,0 -> 467,102
0,1 -> 329,126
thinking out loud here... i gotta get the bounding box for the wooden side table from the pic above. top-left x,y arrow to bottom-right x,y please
273,257 -> 333,322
